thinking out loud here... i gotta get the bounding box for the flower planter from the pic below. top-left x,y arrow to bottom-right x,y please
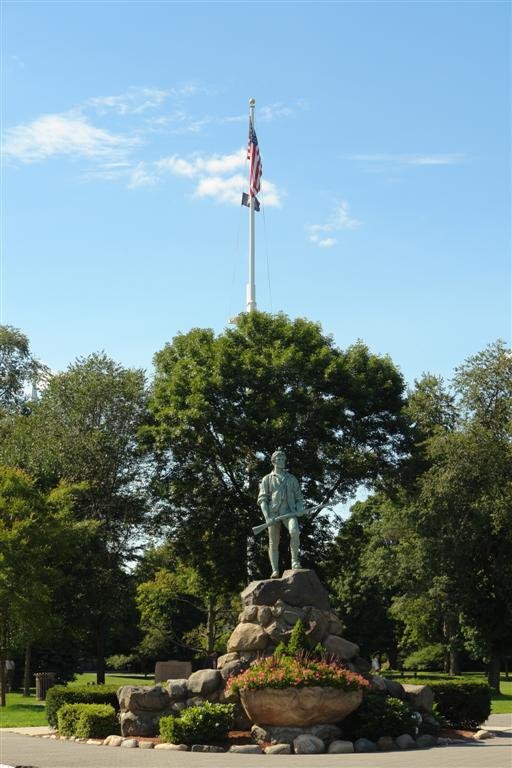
239,686 -> 363,727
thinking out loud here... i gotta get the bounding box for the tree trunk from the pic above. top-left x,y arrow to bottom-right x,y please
387,648 -> 399,670
449,649 -> 460,676
23,643 -> 31,697
487,654 -> 501,694
206,594 -> 216,655
96,620 -> 106,685
0,659 -> 6,707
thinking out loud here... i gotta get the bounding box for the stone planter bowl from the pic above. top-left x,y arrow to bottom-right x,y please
240,686 -> 363,727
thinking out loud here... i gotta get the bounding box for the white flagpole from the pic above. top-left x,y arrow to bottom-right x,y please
246,97 -> 257,313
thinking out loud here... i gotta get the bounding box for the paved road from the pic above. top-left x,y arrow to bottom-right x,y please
0,716 -> 510,768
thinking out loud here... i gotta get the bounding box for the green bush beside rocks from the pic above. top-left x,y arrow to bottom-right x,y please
159,702 -> 234,746
57,703 -> 119,739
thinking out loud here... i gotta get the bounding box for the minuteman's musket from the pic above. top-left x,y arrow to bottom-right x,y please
252,503 -> 332,536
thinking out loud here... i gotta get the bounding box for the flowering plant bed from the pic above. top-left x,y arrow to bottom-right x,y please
227,654 -> 370,694
227,654 -> 370,727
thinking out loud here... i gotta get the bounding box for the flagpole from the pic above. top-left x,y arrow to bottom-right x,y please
247,97 -> 257,313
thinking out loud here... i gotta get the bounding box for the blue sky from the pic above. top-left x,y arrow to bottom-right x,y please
2,0 -> 510,388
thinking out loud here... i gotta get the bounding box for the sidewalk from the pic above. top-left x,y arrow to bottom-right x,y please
0,715 -> 510,768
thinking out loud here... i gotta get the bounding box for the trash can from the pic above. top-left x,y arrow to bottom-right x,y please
35,672 -> 56,700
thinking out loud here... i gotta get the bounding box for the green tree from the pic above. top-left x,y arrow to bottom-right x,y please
145,311 -> 407,597
0,468 -> 90,703
0,325 -> 48,414
326,495 -> 400,665
362,342 -> 512,691
0,353 -> 150,683
135,544 -> 236,660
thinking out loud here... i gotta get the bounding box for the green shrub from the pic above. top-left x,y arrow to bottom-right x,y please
57,704 -> 84,737
428,681 -> 491,729
343,694 -> 417,742
75,704 -> 118,739
287,620 -> 310,655
159,702 -> 234,745
403,644 -> 445,672
46,684 -> 119,728
57,703 -> 118,738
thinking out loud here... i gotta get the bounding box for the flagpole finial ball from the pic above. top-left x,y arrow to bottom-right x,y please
249,97 -> 256,107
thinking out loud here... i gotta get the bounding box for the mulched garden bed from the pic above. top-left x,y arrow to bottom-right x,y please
440,728 -> 478,741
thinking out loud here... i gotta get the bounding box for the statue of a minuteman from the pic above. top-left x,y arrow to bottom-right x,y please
257,450 -> 304,578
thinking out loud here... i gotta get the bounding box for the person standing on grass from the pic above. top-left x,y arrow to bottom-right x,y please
5,659 -> 15,692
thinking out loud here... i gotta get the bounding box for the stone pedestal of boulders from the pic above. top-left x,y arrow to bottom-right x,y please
225,569 -> 370,676
117,569 -> 436,745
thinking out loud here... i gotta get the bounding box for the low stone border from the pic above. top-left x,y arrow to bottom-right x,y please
28,728 -> 495,753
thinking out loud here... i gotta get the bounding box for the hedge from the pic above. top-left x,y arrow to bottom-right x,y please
46,684 -> 119,728
427,681 -> 491,729
57,703 -> 118,739
160,702 -> 234,745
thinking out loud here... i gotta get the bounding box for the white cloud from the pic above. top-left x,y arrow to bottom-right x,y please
349,153 -> 465,167
128,162 -> 158,189
259,98 -> 308,122
157,148 -> 246,178
195,173 -> 246,205
157,155 -> 198,177
306,200 -> 361,247
88,87 -> 168,115
86,85 -> 200,116
158,149 -> 282,207
3,114 -> 136,163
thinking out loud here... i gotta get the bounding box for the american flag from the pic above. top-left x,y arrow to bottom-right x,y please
247,121 -> 262,198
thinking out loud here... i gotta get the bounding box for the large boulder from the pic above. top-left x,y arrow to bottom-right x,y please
305,608 -> 330,644
117,685 -> 171,713
402,683 -> 434,713
219,659 -> 248,681
167,679 -> 188,701
227,622 -> 269,652
241,569 -> 330,611
263,618 -> 291,644
216,652 -> 239,669
186,669 -> 223,697
383,678 -> 406,700
323,634 -> 359,660
120,710 -> 172,737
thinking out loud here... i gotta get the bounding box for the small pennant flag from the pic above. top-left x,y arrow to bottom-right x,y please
241,192 -> 260,211
247,121 -> 262,197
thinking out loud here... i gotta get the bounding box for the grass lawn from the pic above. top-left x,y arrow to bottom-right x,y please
72,672 -> 155,687
0,693 -> 47,727
0,672 -> 155,728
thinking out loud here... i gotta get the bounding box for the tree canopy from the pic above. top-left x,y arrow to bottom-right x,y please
145,311 -> 408,584
330,341 -> 512,692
